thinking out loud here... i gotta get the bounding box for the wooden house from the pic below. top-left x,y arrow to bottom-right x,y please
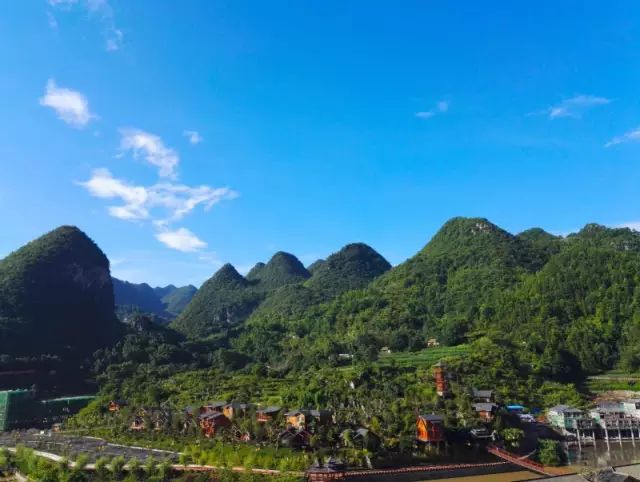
311,409 -> 334,425
108,400 -> 127,412
279,428 -> 310,449
349,428 -> 380,451
200,401 -> 227,416
286,409 -> 334,430
473,402 -> 498,422
547,405 -> 595,430
286,410 -> 311,430
223,402 -> 248,420
256,406 -> 281,423
199,412 -> 231,437
416,414 -> 446,443
472,389 -> 493,403
130,415 -> 145,431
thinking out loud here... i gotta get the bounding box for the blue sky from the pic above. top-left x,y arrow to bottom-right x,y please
1,1 -> 639,286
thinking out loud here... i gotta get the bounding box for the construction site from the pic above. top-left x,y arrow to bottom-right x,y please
0,389 -> 94,431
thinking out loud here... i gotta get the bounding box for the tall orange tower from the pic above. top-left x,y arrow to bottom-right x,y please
433,361 -> 448,397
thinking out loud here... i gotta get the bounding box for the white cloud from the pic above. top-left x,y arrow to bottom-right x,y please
415,99 -> 449,120
79,168 -> 238,224
39,79 -> 94,128
546,95 -> 611,119
79,169 -> 238,251
605,127 -> 640,147
156,228 -> 207,252
79,168 -> 149,220
184,130 -> 203,145
120,129 -> 180,179
149,182 -> 239,224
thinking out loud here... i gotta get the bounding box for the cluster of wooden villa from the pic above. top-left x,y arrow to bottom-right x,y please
109,399 -> 341,447
547,399 -> 640,443
416,388 -> 514,444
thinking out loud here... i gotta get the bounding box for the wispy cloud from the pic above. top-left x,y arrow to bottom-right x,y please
184,130 -> 203,145
539,95 -> 611,119
155,227 -> 207,252
48,0 -> 79,6
198,251 -> 223,266
48,0 -> 123,52
605,127 -> 640,147
120,129 -> 180,179
105,28 -> 123,52
39,79 -> 94,128
79,168 -> 149,220
47,11 -> 58,28
79,168 -> 238,224
415,100 -> 449,120
617,221 -> 640,231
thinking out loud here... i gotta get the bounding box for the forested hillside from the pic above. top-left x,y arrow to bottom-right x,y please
0,226 -> 121,357
170,243 -> 390,339
0,226 -> 123,392
3,217 -> 640,406
228,217 -> 640,382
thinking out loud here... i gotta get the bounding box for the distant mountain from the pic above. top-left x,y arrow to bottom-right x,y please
160,284 -> 197,317
246,251 -> 311,290
0,226 -> 122,358
113,279 -> 165,315
172,245 -> 392,340
171,263 -> 262,339
569,223 -> 640,251
304,243 -> 391,299
307,259 -> 325,274
248,243 -> 390,324
516,228 -> 562,269
112,278 -> 196,320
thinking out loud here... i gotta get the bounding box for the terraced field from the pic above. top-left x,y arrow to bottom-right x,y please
376,345 -> 470,368
587,370 -> 640,393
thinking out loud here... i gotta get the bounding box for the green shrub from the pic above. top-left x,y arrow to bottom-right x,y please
537,439 -> 565,466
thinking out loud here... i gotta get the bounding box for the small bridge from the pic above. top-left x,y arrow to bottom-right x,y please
486,445 -> 555,476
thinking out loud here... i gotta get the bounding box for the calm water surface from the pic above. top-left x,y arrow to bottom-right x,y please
566,439 -> 640,468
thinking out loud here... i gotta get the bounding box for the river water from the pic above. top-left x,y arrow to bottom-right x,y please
424,440 -> 640,481
565,439 -> 640,468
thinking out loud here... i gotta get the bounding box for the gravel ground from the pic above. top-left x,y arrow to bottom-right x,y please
0,430 -> 179,463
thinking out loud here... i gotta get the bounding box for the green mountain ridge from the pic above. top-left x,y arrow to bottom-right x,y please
4,217 -> 640,400
171,244 -> 390,339
231,217 -> 640,380
0,225 -> 121,358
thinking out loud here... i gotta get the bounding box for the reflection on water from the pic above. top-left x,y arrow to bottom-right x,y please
566,439 -> 640,468
423,471 -> 540,482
